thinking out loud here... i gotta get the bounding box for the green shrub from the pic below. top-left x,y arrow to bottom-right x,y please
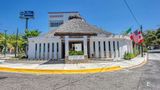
69,51 -> 84,55
124,52 -> 135,60
17,53 -> 26,59
143,47 -> 148,52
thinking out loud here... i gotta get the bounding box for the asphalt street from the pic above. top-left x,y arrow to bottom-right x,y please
0,53 -> 159,90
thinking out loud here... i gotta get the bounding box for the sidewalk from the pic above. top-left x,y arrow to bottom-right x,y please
0,54 -> 147,74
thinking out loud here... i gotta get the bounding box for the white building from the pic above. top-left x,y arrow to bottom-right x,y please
48,12 -> 80,31
28,15 -> 133,63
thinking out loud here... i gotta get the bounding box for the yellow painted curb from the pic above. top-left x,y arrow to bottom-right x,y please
0,54 -> 148,75
0,66 -> 122,74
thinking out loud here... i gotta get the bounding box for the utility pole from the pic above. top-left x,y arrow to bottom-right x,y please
140,25 -> 143,57
25,18 -> 29,32
4,30 -> 7,57
15,28 -> 19,57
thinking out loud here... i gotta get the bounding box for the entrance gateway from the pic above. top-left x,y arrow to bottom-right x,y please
28,14 -> 133,63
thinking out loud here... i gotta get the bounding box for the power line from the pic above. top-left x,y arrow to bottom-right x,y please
123,0 -> 140,26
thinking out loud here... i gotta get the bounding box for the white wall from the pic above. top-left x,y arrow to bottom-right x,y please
28,37 -> 61,60
89,35 -> 133,59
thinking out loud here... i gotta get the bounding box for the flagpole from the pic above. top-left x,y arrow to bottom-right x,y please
140,25 -> 143,57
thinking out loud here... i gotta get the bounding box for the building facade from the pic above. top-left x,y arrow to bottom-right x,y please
48,12 -> 80,31
28,14 -> 133,63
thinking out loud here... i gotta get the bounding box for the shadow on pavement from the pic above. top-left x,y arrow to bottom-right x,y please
0,77 -> 8,80
41,60 -> 65,64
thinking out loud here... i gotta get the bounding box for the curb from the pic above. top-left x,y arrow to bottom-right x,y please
125,53 -> 148,69
0,66 -> 122,74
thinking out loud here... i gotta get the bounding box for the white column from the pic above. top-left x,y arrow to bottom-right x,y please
110,40 -> 114,59
49,42 -> 52,60
123,40 -> 127,53
41,43 -> 44,60
89,39 -> 93,58
100,41 -> 104,58
127,40 -> 129,53
95,41 -> 99,58
37,43 -> 39,60
105,40 -> 109,58
54,42 -> 57,60
28,42 -> 35,60
115,40 -> 119,58
119,40 -> 123,58
83,36 -> 88,56
65,36 -> 69,59
127,40 -> 131,53
58,41 -> 62,60
45,43 -> 48,60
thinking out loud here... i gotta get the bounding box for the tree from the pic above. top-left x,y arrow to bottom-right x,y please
144,28 -> 160,47
156,28 -> 160,39
0,30 -> 41,56
24,30 -> 41,38
7,34 -> 25,54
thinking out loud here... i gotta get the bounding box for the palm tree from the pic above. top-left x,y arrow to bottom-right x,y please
24,30 -> 41,39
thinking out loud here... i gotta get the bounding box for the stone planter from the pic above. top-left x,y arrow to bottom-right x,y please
68,55 -> 85,60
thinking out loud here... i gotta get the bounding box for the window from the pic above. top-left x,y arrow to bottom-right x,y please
113,41 -> 115,51
35,43 -> 37,58
98,41 -> 101,57
50,20 -> 63,27
98,41 -> 100,52
39,43 -> 41,58
48,43 -> 50,52
103,41 -> 106,51
117,41 -> 120,57
52,43 -> 54,52
43,43 -> 45,52
57,43 -> 59,52
108,41 -> 111,51
113,41 -> 116,57
35,43 -> 37,51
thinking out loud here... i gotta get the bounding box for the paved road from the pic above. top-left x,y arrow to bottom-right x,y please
0,53 -> 159,90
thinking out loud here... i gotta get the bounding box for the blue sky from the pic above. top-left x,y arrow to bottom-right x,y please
0,0 -> 160,34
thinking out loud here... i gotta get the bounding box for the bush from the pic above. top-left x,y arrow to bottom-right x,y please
124,52 -> 135,60
69,51 -> 84,55
17,53 -> 27,59
143,47 -> 148,52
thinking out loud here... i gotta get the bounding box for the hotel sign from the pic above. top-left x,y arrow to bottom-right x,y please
20,11 -> 34,19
